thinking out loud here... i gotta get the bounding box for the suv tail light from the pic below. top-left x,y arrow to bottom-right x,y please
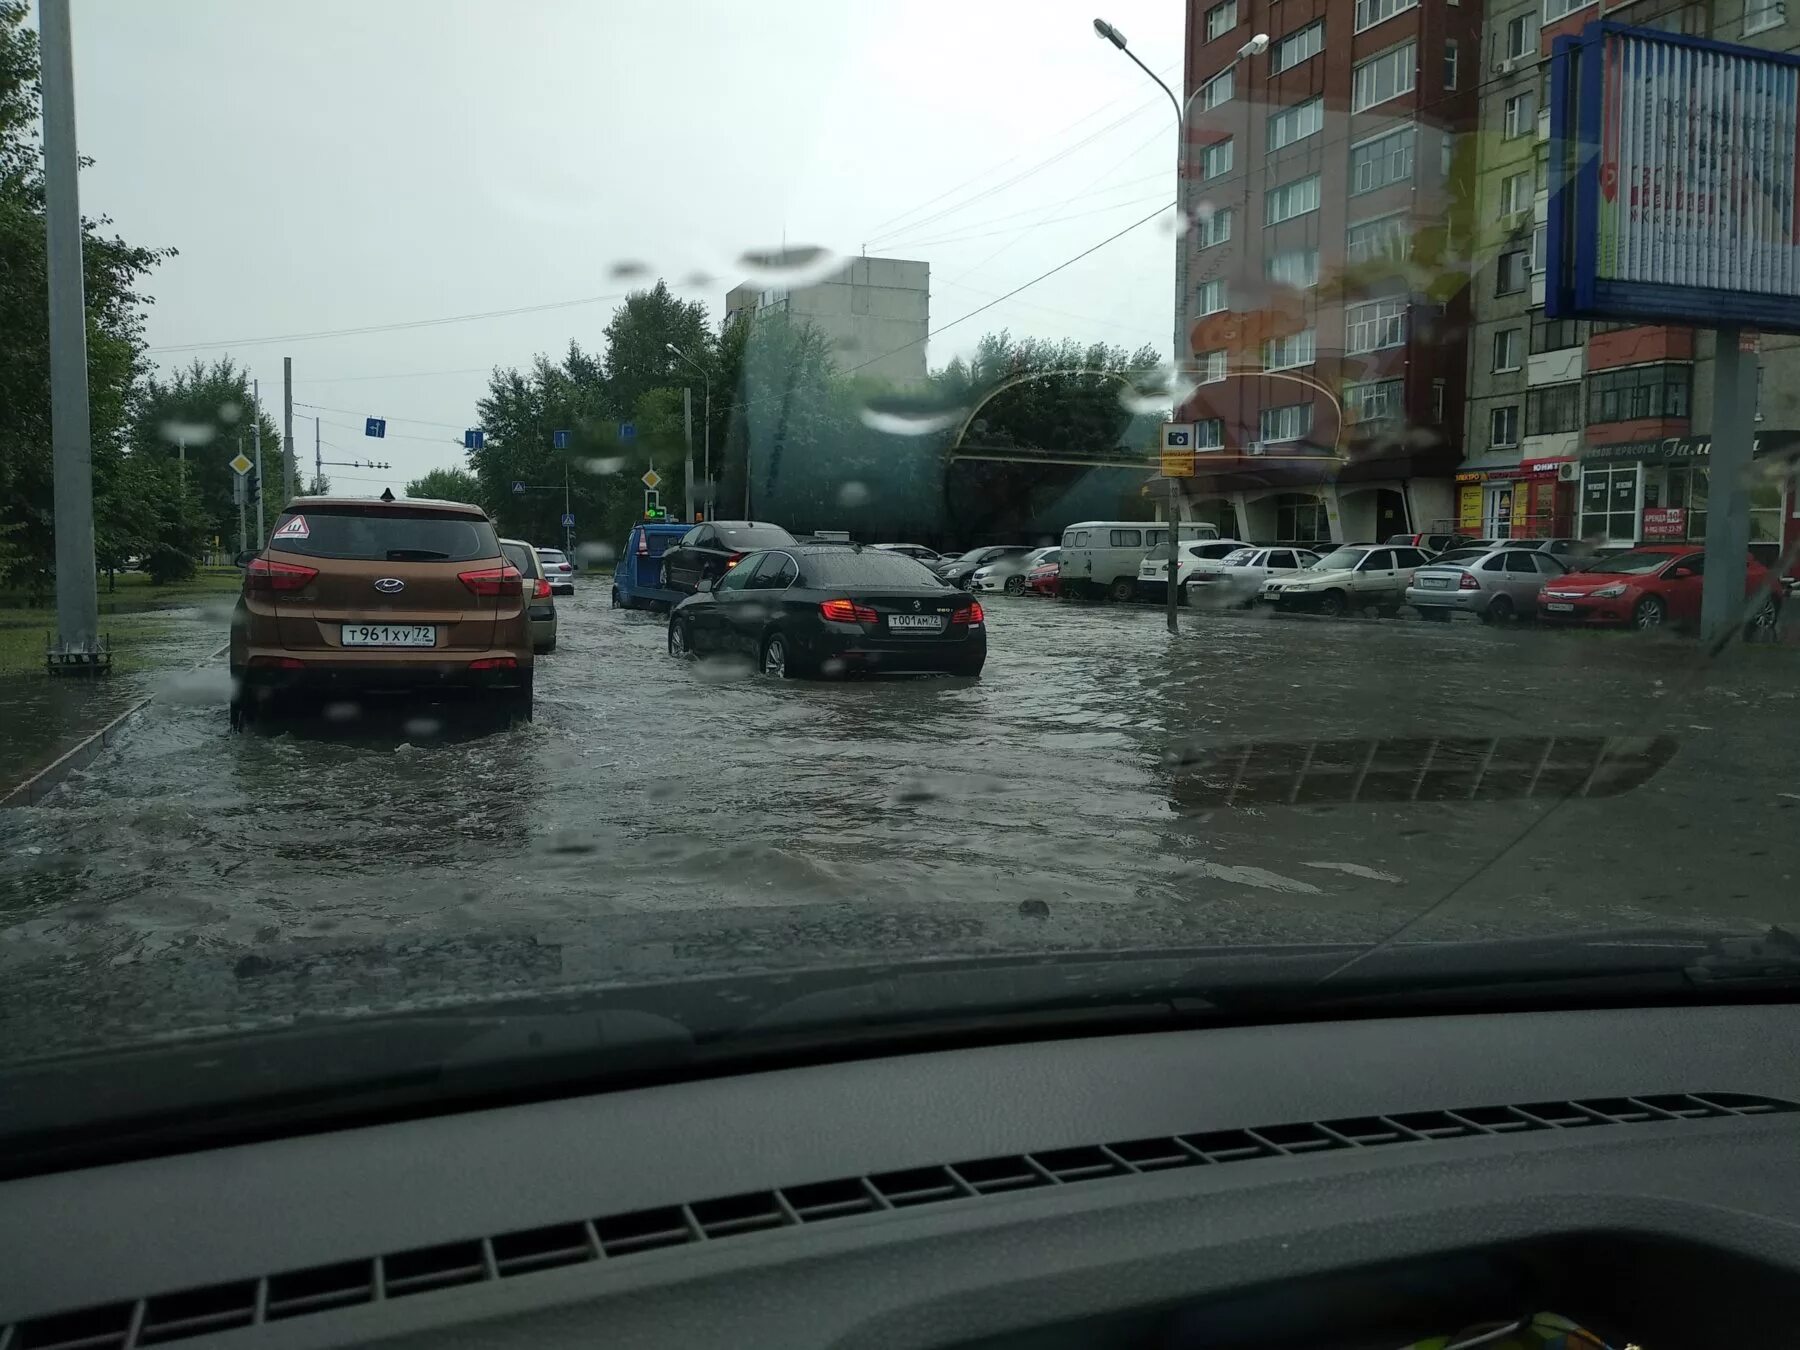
952,600 -> 985,624
533,578 -> 552,599
637,534 -> 648,556
1458,572 -> 1481,590
820,598 -> 880,623
459,565 -> 523,597
245,558 -> 318,593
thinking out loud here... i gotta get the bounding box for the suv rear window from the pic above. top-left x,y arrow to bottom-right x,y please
270,506 -> 499,562
717,525 -> 796,549
803,550 -> 947,587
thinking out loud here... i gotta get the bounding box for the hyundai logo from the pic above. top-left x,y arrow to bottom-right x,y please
374,577 -> 405,594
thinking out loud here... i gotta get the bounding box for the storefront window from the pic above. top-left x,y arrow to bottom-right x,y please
1751,483 -> 1782,542
1579,464 -> 1639,542
1274,493 -> 1330,543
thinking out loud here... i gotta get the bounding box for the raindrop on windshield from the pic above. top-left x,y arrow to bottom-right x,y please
734,244 -> 843,287
1118,366 -> 1199,415
403,715 -> 443,739
836,482 -> 872,507
159,419 -> 218,447
323,700 -> 362,723
217,400 -> 242,424
857,400 -> 967,436
154,667 -> 233,705
608,260 -> 651,279
577,541 -> 616,564
693,654 -> 755,683
585,456 -> 625,475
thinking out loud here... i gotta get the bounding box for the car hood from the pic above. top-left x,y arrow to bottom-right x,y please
1273,568 -> 1355,588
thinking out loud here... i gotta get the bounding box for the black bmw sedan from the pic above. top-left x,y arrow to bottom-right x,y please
667,543 -> 986,678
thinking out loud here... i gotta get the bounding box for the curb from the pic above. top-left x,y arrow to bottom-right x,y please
0,641 -> 230,811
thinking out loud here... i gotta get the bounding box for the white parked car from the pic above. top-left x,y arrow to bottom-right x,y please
1136,540 -> 1251,601
1185,546 -> 1323,608
971,546 -> 1058,595
1258,544 -> 1434,617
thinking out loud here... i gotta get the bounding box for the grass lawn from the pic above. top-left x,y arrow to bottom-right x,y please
0,567 -> 241,676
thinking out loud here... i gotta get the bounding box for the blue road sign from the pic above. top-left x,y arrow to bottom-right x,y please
561,512 -> 575,528
618,421 -> 636,442
463,428 -> 485,450
365,417 -> 386,439
553,429 -> 570,450
511,480 -> 526,495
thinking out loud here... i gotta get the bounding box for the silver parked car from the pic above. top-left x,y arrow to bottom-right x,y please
536,546 -> 576,595
501,538 -> 558,653
1406,546 -> 1569,622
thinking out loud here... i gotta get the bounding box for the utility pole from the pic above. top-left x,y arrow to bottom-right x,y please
563,459 -> 573,555
40,0 -> 98,663
282,356 -> 296,502
314,415 -> 321,492
236,434 -> 248,556
682,385 -> 695,524
252,379 -> 266,548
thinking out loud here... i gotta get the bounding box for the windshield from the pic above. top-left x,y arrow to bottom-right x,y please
5,0 -> 1800,1146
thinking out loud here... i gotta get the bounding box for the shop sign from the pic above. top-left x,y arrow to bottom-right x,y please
1458,484 -> 1482,532
1642,506 -> 1687,538
1455,471 -> 1485,484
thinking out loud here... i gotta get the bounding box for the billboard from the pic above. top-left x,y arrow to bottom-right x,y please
1548,23 -> 1800,331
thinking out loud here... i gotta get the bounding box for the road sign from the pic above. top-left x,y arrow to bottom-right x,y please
641,468 -> 662,490
228,452 -> 253,475
553,429 -> 570,450
463,428 -> 485,450
561,512 -> 575,528
619,422 -> 636,442
1159,423 -> 1197,478
511,480 -> 526,495
365,417 -> 386,439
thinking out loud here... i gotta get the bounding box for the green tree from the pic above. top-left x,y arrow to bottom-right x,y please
406,465 -> 484,506
601,280 -> 712,417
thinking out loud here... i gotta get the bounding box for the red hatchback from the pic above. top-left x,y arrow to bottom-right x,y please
1024,558 -> 1060,596
1536,544 -> 1778,631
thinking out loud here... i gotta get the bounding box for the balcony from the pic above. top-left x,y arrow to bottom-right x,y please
1528,347 -> 1583,385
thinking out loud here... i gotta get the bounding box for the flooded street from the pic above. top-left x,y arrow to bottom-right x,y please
2,590 -> 1798,1061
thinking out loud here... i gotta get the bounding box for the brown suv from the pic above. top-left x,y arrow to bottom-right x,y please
229,496 -> 532,729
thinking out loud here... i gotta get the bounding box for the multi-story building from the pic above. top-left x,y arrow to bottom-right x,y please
724,257 -> 930,387
1172,0 -> 1486,544
1462,0 -> 1800,558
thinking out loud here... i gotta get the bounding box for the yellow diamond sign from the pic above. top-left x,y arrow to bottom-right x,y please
228,453 -> 253,475
641,469 -> 662,490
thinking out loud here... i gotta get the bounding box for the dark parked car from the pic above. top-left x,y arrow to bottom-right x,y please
658,520 -> 798,594
667,544 -> 986,678
934,545 -> 1032,588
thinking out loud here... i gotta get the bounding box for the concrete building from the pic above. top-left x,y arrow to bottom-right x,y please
1461,0 -> 1800,560
725,257 -> 930,386
1170,0 -> 1485,545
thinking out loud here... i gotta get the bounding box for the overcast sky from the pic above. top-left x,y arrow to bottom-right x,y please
66,0 -> 1186,494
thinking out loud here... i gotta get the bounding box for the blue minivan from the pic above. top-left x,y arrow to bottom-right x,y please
611,522 -> 693,609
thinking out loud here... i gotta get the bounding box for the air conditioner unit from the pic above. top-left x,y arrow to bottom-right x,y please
1494,56 -> 1518,74
1246,441 -> 1267,457
1557,461 -> 1578,482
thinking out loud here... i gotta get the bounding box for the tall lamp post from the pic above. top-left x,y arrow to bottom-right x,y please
667,343 -> 711,521
1092,18 -> 1266,634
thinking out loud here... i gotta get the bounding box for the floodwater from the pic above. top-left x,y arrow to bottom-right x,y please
2,589 -> 1798,1061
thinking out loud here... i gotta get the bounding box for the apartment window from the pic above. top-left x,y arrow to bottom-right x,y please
1195,417 -> 1225,448
1346,297 -> 1408,353
1202,138 -> 1234,178
1580,464 -> 1640,541
1500,171 -> 1533,217
1268,97 -> 1324,151
1197,349 -> 1228,383
1263,329 -> 1316,371
1530,314 -> 1583,351
1350,126 -> 1416,195
1200,68 -> 1235,110
1497,249 -> 1530,294
1353,43 -> 1417,112
1444,39 -> 1460,89
1493,327 -> 1522,371
1344,378 -> 1404,424
1266,173 -> 1321,224
1197,205 -> 1232,247
1503,92 -> 1534,138
1432,377 -> 1446,422
1205,0 -> 1239,40
1491,404 -> 1520,447
1588,363 -> 1691,423
1505,13 -> 1534,58
1531,223 -> 1548,274
1197,278 -> 1228,315
1346,212 -> 1409,263
1544,0 -> 1596,22
1266,248 -> 1320,288
1271,20 -> 1324,71
1744,0 -> 1783,34
1260,402 -> 1314,443
1355,0 -> 1418,33
1526,382 -> 1581,435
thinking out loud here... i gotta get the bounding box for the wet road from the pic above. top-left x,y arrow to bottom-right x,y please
2,588 -> 1799,1061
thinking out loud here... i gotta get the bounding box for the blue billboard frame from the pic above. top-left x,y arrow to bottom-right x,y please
1546,21 -> 1800,333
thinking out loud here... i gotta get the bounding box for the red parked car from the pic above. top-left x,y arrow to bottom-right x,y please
1536,544 -> 1780,632
1024,556 -> 1060,596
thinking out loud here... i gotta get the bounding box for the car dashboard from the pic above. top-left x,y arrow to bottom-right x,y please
5,1003 -> 1800,1349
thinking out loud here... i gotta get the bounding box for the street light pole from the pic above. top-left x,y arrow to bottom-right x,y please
667,344 -> 712,520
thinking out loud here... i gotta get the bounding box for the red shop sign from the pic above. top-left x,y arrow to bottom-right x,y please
1642,506 -> 1687,539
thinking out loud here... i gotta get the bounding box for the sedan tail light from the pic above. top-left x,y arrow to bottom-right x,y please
820,598 -> 880,623
1458,572 -> 1481,590
951,600 -> 985,624
724,551 -> 746,569
533,578 -> 552,599
245,558 -> 318,593
459,565 -> 524,597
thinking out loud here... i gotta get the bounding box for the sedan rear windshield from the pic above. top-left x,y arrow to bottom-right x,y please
269,507 -> 499,562
803,550 -> 948,587
717,526 -> 795,549
501,542 -> 540,577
